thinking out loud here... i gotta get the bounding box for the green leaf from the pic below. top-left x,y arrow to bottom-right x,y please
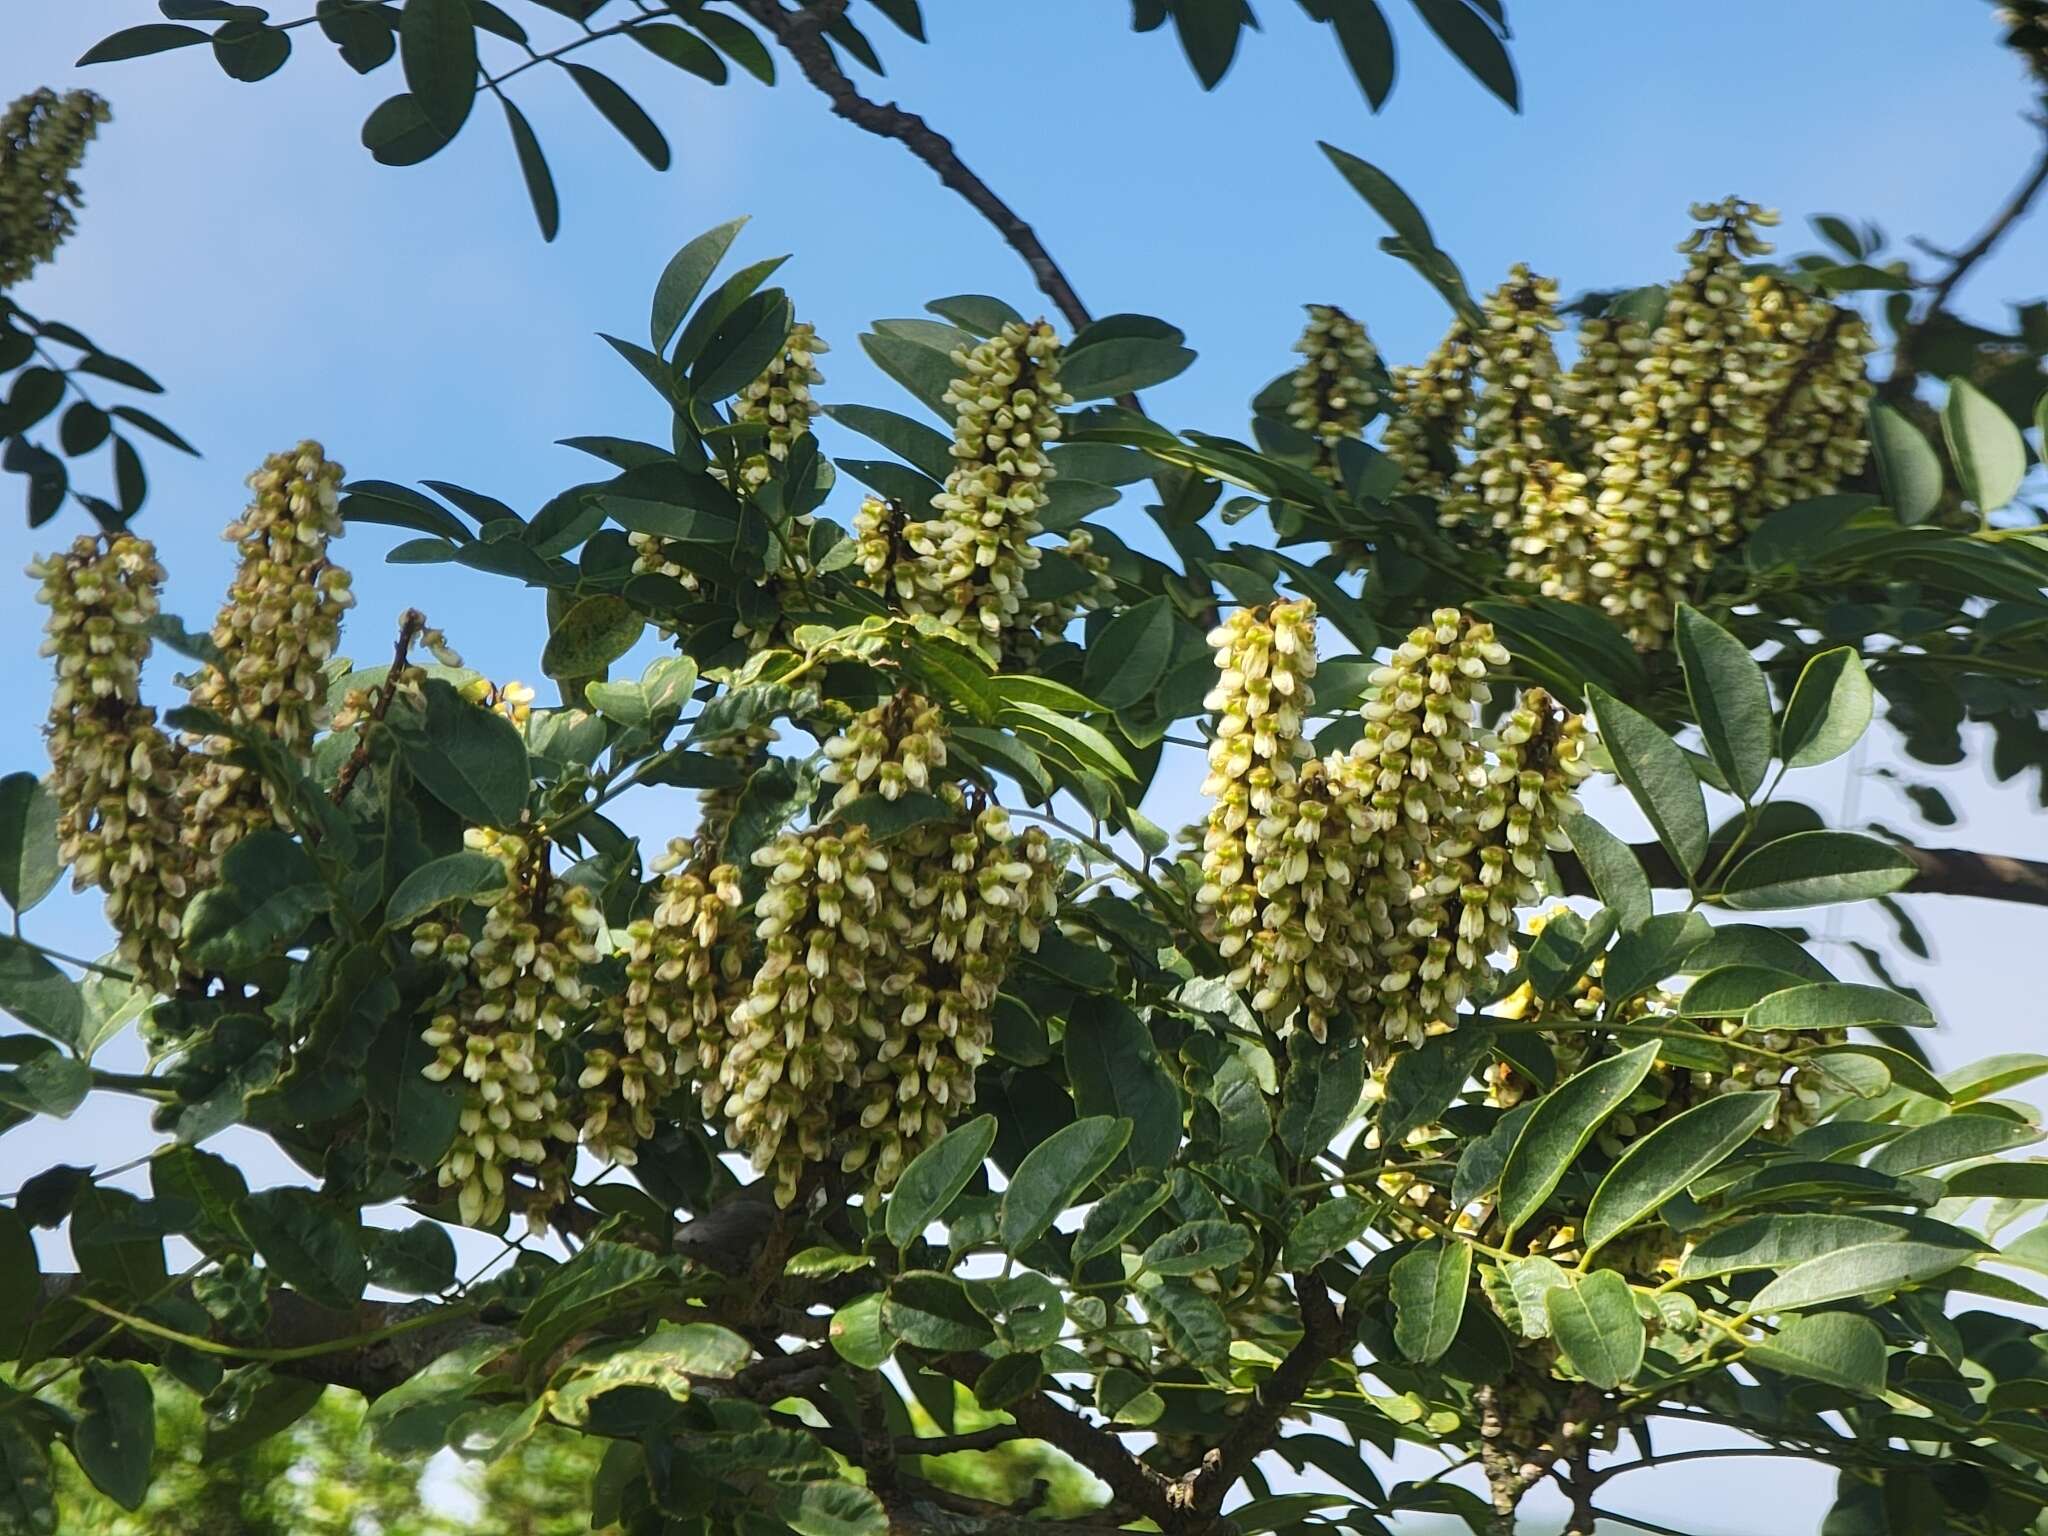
1752,1240 -> 1968,1311
542,595 -> 643,681
181,830 -> 329,971
1279,1037 -> 1366,1157
1868,404 -> 1942,524
1146,1280 -> 1230,1369
1495,1041 -> 1660,1242
885,1114 -> 996,1248
1679,1212 -> 1982,1279
1946,1161 -> 2048,1199
696,10 -> 773,82
1601,911 -> 1711,1004
566,63 -> 669,169
997,699 -> 1134,782
0,1206 -> 35,1359
78,23 -> 211,64
362,91 -> 455,166
234,1189 -> 367,1310
999,1116 -> 1130,1253
499,96 -> 558,242
0,936 -> 83,1047
1283,1197 -> 1374,1271
1140,1220 -> 1253,1277
1062,338 -> 1197,400
650,217 -> 749,354
75,1363 -> 155,1511
400,0 -> 477,136
883,1271 -> 995,1351
1544,1271 -> 1644,1389
1778,648 -> 1872,770
366,1221 -> 458,1293
1674,606 -> 1774,800
1679,965 -> 1815,1017
366,1341 -> 501,1454
0,1047 -> 89,1120
629,22 -> 728,83
1720,832 -> 1915,911
340,480 -> 472,543
1583,1091 -> 1776,1252
1409,0 -> 1518,108
1071,1174 -> 1171,1263
1747,981 -> 1935,1032
1866,1113 -> 2040,1175
973,1351 -> 1043,1409
396,679 -> 530,827
1082,596 -> 1179,713
1317,142 -> 1439,263
212,21 -> 291,82
1748,1312 -> 1887,1397
151,1143 -> 249,1241
1559,808 -> 1654,931
828,1293 -> 892,1369
822,403 -> 953,481
1391,1239 -> 1471,1364
926,294 -> 1023,335
1942,377 -> 2027,514
385,850 -> 509,930
0,1414 -> 56,1535
1589,688 -> 1708,877
790,1482 -> 889,1536
1063,996 -> 1181,1172
1378,1030 -> 1490,1149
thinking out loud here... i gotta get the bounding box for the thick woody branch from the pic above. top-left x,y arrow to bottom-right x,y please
735,0 -> 1095,334
1557,840 -> 2048,909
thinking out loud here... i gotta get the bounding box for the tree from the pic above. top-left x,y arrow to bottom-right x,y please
6,5 -> 2048,1536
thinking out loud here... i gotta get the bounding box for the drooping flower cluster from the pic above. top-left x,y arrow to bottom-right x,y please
180,443 -> 353,873
1195,604 -> 1590,1058
0,88 -> 108,289
30,534 -> 189,991
727,319 -> 827,493
577,843 -> 747,1166
1437,267 -> 1565,536
1287,304 -> 1380,480
892,320 -> 1076,652
416,828 -> 599,1228
711,694 -> 1056,1204
1361,202 -> 1874,647
1381,322 -> 1476,501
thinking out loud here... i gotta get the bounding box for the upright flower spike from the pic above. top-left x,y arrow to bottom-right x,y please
0,88 -> 109,289
728,319 -> 828,494
1286,304 -> 1380,481
1438,266 -> 1566,535
898,319 -> 1074,652
1381,321 -> 1477,501
819,690 -> 948,814
30,534 -> 189,993
417,828 -> 597,1230
181,443 -> 354,872
1743,282 -> 1875,513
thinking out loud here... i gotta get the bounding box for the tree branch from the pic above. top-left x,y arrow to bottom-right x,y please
1186,1272 -> 1347,1515
1557,839 -> 2048,908
734,0 -> 1095,333
1880,115 -> 2048,401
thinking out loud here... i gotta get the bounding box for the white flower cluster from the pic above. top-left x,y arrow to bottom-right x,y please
1287,304 -> 1380,481
0,87 -> 108,289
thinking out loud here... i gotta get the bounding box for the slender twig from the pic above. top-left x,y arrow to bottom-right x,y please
733,0 -> 1095,333
331,608 -> 426,804
1882,116 -> 2048,399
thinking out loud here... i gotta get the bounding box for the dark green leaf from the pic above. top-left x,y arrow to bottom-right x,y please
695,10 -> 774,83
395,678 -> 530,827
1062,338 -> 1197,399
566,64 -> 669,169
108,406 -> 197,455
385,850 -> 508,929
79,24 -> 211,64
181,830 -> 329,971
1778,648 -> 1872,770
1496,1041 -> 1659,1242
366,1221 -> 458,1293
1720,832 -> 1915,911
1747,981 -> 1935,1032
650,218 -> 749,354
1752,1240 -> 1968,1311
1544,1271 -> 1643,1389
821,402 -> 953,481
1748,1312 -> 1887,1397
0,775 -> 60,915
1559,808 -> 1653,930
400,0 -> 475,135
59,403 -> 110,456
1866,1113 -> 2039,1175
360,92 -> 455,166
1391,1239 -> 1471,1364
883,1271 -> 995,1351
1147,1280 -> 1230,1368
1675,606 -> 1774,800
500,96 -> 558,241
1140,1220 -> 1253,1277
1063,996 -> 1181,1172
75,1363 -> 155,1510
1408,0 -> 1518,108
1283,1196 -> 1373,1271
212,20 -> 291,81
0,937 -> 83,1048
630,22 -> 728,82
1589,687 -> 1707,877
1279,1036 -> 1365,1156
234,1189 -> 367,1310
999,1116 -> 1130,1253
1584,1091 -> 1775,1252
1071,1174 -> 1170,1263
885,1114 -> 996,1248
541,595 -> 643,681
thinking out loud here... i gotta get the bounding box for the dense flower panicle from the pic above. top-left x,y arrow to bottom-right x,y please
181,443 -> 354,870
30,534 -> 189,991
853,495 -> 917,606
1505,463 -> 1597,603
850,801 -> 1056,1189
1287,304 -> 1379,480
1381,322 -> 1477,500
578,842 -> 746,1165
1744,286 -> 1875,512
416,828 -> 599,1229
819,690 -> 948,813
728,320 -> 827,493
895,319 -> 1073,651
1439,267 -> 1566,534
717,823 -> 892,1206
0,88 -> 108,289
1560,315 -> 1651,440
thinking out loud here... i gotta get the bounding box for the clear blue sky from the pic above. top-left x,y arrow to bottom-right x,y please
6,4 -> 2048,1530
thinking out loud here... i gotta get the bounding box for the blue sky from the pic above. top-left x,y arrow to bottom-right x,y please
6,3 -> 2048,1529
